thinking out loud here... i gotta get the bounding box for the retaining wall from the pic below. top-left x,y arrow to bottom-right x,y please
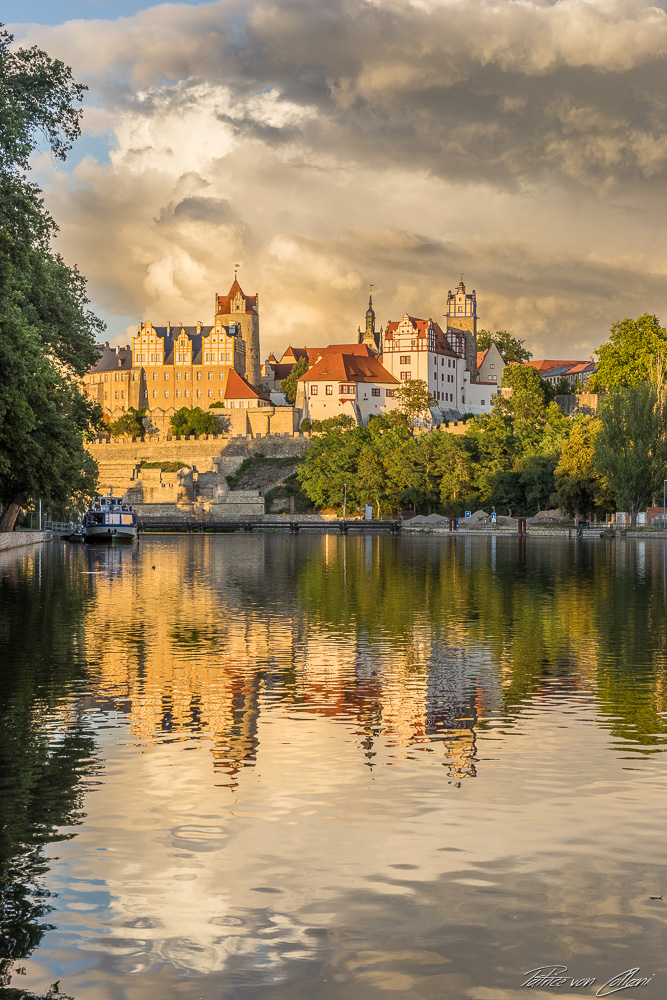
0,531 -> 47,551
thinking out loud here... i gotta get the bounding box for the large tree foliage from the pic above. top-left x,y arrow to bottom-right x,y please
477,329 -> 532,364
280,356 -> 309,404
593,384 -> 667,525
170,407 -> 221,439
0,27 -> 103,530
108,407 -> 147,439
393,378 -> 434,429
588,314 -> 667,392
555,415 -> 612,521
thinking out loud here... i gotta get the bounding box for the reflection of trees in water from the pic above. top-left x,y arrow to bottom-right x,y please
0,546 -> 99,995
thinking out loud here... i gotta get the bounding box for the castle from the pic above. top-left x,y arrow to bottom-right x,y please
85,273 -> 505,432
84,277 -> 267,426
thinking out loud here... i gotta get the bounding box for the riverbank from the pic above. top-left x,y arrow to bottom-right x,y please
0,531 -> 47,552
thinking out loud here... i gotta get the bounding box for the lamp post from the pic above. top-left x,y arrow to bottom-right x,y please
343,483 -> 348,521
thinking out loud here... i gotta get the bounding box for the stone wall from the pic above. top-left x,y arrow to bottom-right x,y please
88,434 -> 310,507
0,531 -> 46,551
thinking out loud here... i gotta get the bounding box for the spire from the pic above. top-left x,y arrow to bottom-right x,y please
360,283 -> 379,352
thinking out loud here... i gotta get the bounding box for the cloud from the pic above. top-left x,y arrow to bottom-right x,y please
11,0 -> 667,358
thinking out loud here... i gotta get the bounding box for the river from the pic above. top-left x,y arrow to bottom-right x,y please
1,533 -> 666,1000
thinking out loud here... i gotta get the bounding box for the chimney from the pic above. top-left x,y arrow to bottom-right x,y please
115,346 -> 120,354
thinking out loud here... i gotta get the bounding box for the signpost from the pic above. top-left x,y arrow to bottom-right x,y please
491,512 -> 496,524
465,511 -> 471,519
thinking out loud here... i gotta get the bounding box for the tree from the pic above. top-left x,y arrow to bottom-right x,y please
555,416 -> 612,521
554,377 -> 575,396
108,407 -> 147,439
477,329 -> 532,364
170,407 -> 221,438
281,357 -> 309,404
588,314 -> 667,392
393,379 -> 435,430
498,364 -> 552,419
0,28 -> 103,531
593,384 -> 667,525
297,418 -> 367,510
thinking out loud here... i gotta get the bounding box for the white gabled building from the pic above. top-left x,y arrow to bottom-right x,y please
297,349 -> 399,426
380,279 -> 502,419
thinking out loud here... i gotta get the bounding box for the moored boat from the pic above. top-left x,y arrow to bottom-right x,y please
83,493 -> 138,542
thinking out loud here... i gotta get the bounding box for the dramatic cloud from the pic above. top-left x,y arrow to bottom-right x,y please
10,0 -> 667,358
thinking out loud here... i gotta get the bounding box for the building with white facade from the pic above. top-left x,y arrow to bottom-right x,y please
381,279 -> 502,419
297,349 -> 399,426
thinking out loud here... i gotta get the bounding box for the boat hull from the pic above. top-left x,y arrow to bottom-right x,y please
84,525 -> 138,542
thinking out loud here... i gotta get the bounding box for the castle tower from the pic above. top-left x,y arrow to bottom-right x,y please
214,274 -> 261,386
446,276 -> 478,376
358,287 -> 381,353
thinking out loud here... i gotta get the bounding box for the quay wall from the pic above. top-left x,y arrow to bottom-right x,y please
0,531 -> 47,551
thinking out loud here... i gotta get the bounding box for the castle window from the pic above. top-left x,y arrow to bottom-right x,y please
185,372 -> 190,380
114,391 -> 119,399
326,385 -> 333,395
115,373 -> 119,382
490,364 -> 495,369
205,353 -> 210,362
491,375 -> 496,381
152,390 -> 157,398
197,372 -> 202,381
219,389 -> 224,398
208,371 -> 213,380
219,371 -> 224,379
386,389 -> 394,398
104,374 -> 108,383
150,353 -> 155,363
153,372 -> 158,381
176,372 -> 181,380
197,389 -> 201,398
208,389 -> 213,398
104,392 -> 108,400
184,389 -> 189,398
176,389 -> 181,398
133,372 -> 138,381
311,385 -> 318,395
400,371 -> 411,380
481,399 -> 486,405
164,372 -> 169,381
164,390 -> 169,398
372,388 -> 380,397
399,355 -> 411,364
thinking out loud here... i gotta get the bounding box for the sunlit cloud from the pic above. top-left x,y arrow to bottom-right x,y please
9,0 -> 667,358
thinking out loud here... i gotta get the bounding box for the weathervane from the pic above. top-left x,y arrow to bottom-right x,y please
234,263 -> 240,279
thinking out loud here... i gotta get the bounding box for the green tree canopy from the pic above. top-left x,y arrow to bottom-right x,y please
593,383 -> 667,525
554,415 -> 612,520
477,329 -> 532,364
108,407 -> 147,439
280,356 -> 309,404
498,363 -> 553,418
393,379 -> 434,429
170,407 -> 221,439
0,27 -> 103,531
588,314 -> 667,392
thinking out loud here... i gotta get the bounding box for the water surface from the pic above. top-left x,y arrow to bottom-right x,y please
1,534 -> 667,1000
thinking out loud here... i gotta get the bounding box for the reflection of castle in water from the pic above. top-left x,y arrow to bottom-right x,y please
80,536 -> 504,787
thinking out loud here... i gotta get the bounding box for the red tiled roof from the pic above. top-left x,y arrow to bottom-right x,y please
222,368 -> 270,401
215,279 -> 257,316
298,351 -> 399,385
267,362 -> 294,380
306,343 -> 375,364
281,346 -> 309,362
526,359 -> 592,374
476,349 -> 489,366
